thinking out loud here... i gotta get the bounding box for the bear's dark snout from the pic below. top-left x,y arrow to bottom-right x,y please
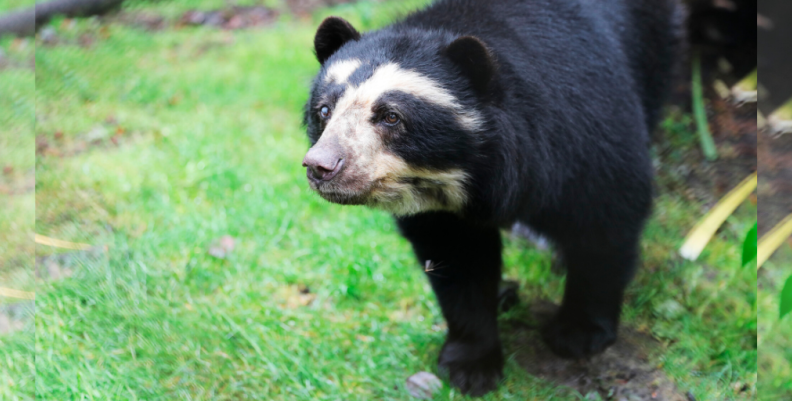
303,147 -> 345,182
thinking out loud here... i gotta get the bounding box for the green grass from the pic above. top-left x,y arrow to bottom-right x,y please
758,245 -> 792,400
0,0 -> 35,13
0,31 -> 36,401
0,1 -> 759,399
0,34 -> 35,290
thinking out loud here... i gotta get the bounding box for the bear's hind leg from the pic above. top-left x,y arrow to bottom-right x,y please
541,238 -> 639,359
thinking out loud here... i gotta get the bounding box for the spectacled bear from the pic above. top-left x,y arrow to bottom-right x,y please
302,0 -> 683,396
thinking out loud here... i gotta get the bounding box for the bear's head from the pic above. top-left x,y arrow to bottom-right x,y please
303,17 -> 497,216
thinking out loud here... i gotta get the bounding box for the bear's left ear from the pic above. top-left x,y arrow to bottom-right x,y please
444,36 -> 497,96
314,16 -> 361,65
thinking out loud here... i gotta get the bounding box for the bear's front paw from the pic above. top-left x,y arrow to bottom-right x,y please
541,314 -> 617,359
438,340 -> 503,397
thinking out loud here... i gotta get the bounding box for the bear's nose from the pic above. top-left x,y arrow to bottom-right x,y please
303,147 -> 344,182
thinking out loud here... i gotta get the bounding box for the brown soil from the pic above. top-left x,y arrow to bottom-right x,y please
656,84 -> 757,210
687,99 -> 757,204
113,0 -> 357,32
757,128 -> 792,236
285,0 -> 357,17
504,301 -> 690,401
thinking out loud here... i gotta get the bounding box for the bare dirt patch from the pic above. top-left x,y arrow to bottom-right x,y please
503,301 -> 689,401
113,0 -> 357,32
757,128 -> 792,236
285,0 -> 357,17
689,99 -> 757,201
655,90 -> 757,210
178,6 -> 278,30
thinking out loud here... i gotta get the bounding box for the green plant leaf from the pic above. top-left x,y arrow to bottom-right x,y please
741,222 -> 757,267
691,52 -> 718,161
781,275 -> 792,320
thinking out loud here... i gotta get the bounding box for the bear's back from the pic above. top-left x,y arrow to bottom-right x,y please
398,0 -> 684,133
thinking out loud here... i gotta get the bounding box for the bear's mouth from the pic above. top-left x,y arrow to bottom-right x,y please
307,177 -> 370,206
317,190 -> 368,205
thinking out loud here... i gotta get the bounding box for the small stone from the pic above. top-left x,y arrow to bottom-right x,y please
405,371 -> 442,399
40,26 -> 58,45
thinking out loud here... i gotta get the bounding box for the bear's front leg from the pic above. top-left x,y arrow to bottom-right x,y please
397,212 -> 503,397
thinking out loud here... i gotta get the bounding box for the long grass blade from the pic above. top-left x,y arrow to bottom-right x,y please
758,213 -> 792,269
680,173 -> 757,260
742,222 -> 758,267
692,52 -> 718,161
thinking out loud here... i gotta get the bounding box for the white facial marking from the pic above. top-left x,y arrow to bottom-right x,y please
324,59 -> 362,84
334,62 -> 483,132
369,154 -> 469,215
312,62 -> 474,215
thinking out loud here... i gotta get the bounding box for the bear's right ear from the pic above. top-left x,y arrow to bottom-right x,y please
314,17 -> 361,65
444,36 -> 497,97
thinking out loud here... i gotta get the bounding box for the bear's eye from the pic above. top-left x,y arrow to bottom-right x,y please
319,106 -> 331,120
383,112 -> 400,126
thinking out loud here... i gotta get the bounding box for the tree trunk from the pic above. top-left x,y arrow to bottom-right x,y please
0,0 -> 125,38
0,8 -> 35,37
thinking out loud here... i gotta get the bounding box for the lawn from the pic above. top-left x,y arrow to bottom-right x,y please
0,4 -> 36,398
757,99 -> 792,401
1,0 -> 757,399
758,245 -> 792,400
